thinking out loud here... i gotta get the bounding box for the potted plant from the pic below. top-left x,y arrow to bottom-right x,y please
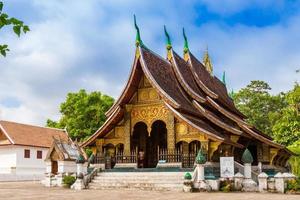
183,172 -> 193,192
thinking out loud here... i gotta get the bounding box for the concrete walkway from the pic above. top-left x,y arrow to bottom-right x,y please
0,182 -> 299,200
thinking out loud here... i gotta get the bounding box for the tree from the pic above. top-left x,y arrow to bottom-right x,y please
272,83 -> 300,146
0,1 -> 29,56
47,89 -> 114,141
232,80 -> 287,136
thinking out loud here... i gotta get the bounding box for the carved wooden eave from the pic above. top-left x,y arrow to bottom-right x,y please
185,51 -> 218,99
138,46 -> 180,109
164,102 -> 224,141
81,106 -> 124,147
170,50 -> 206,103
241,125 -> 284,149
206,96 -> 250,127
192,100 -> 243,135
187,52 -> 245,118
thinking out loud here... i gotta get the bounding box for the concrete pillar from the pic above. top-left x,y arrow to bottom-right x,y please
77,163 -> 83,176
274,172 -> 284,193
258,172 -> 268,192
197,164 -> 205,181
244,163 -> 252,179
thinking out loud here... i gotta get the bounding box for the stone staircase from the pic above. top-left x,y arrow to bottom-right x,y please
88,171 -> 185,191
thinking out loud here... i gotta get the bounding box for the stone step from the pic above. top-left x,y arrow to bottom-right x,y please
93,176 -> 183,180
88,183 -> 182,191
91,179 -> 183,184
96,173 -> 185,177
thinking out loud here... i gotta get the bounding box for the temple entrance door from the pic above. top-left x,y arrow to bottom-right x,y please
147,120 -> 167,168
131,122 -> 148,168
51,161 -> 58,174
131,121 -> 167,168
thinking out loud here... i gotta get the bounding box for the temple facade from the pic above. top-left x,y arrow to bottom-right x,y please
81,24 -> 292,171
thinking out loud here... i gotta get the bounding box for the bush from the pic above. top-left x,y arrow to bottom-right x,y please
286,178 -> 300,192
220,179 -> 232,192
62,175 -> 76,188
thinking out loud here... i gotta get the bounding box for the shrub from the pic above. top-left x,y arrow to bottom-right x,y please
220,179 -> 232,192
62,175 -> 76,188
286,178 -> 300,192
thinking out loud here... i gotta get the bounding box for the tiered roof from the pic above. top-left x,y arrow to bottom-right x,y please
81,20 -> 290,156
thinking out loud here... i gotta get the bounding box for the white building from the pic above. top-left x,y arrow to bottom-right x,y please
0,120 -> 69,181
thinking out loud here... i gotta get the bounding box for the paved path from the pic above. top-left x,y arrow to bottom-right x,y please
0,182 -> 299,200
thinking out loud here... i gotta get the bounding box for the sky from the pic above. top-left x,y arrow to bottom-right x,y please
0,0 -> 299,126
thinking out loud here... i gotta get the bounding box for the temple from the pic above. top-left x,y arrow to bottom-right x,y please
81,19 -> 292,172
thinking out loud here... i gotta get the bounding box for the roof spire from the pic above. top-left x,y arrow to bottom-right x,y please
164,25 -> 172,50
183,28 -> 189,61
222,71 -> 226,86
164,25 -> 172,60
134,14 -> 142,47
203,46 -> 213,75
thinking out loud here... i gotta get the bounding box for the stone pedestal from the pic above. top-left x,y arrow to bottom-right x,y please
274,172 -> 284,193
258,172 -> 268,192
242,163 -> 257,192
183,180 -> 193,192
195,164 -> 211,192
44,173 -> 52,187
56,173 -> 64,187
234,172 -> 244,191
71,178 -> 85,190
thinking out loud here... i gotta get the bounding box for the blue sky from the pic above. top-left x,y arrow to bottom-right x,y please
0,0 -> 299,125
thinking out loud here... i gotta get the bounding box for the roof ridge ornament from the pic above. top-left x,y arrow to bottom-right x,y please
222,71 -> 226,86
183,28 -> 189,61
164,25 -> 172,60
134,14 -> 142,47
203,46 -> 213,75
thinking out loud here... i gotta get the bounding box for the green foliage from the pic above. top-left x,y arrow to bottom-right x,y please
184,172 -> 192,180
62,175 -> 76,187
85,148 -> 93,158
288,140 -> 300,178
232,80 -> 287,136
273,83 -> 300,146
220,179 -> 232,192
46,89 -> 114,141
0,1 -> 30,57
286,178 -> 300,192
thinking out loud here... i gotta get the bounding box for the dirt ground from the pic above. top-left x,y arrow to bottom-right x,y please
0,182 -> 299,200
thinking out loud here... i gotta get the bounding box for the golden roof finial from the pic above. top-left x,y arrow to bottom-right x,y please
203,45 -> 213,75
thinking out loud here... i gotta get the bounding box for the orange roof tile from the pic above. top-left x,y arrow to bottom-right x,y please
0,120 -> 69,148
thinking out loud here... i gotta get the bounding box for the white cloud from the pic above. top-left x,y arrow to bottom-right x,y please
0,0 -> 299,126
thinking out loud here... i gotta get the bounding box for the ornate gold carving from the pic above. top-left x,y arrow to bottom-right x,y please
270,148 -> 279,165
175,123 -> 188,135
123,112 -> 131,155
137,88 -> 159,102
262,144 -> 270,162
115,126 -> 125,138
131,104 -> 169,130
166,112 -> 175,151
209,141 -> 221,160
230,135 -> 240,143
103,138 -> 124,146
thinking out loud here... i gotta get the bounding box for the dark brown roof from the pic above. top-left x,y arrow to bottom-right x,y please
81,44 -> 288,153
0,120 -> 69,148
188,52 -> 245,118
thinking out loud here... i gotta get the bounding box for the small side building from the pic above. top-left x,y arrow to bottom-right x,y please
0,120 -> 68,181
44,138 -> 87,187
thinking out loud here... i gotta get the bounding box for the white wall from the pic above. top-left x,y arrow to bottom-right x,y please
15,145 -> 48,175
0,146 -> 17,174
